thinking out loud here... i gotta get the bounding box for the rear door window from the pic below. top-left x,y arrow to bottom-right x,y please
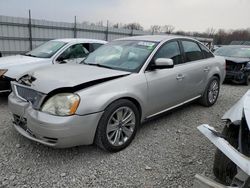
182,40 -> 204,62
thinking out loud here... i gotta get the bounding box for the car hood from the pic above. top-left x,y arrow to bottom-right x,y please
0,55 -> 48,79
223,56 -> 250,63
26,64 -> 130,94
222,90 -> 250,128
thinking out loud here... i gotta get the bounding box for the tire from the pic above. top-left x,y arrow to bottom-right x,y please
244,74 -> 250,86
199,76 -> 220,107
95,99 -> 140,152
213,124 -> 239,185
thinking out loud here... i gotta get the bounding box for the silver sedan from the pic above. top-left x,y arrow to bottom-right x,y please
8,35 -> 225,152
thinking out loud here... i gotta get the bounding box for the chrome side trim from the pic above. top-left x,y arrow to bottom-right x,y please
146,95 -> 201,119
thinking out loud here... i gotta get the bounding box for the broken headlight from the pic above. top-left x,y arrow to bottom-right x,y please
41,93 -> 80,116
0,69 -> 8,77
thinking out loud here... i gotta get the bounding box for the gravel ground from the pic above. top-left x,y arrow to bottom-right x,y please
0,84 -> 249,188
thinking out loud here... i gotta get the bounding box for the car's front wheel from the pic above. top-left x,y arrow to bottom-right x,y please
95,99 -> 140,152
199,76 -> 220,107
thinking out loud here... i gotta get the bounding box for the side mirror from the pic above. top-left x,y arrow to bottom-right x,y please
151,58 -> 174,69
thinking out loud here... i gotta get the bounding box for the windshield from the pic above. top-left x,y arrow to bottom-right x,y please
214,46 -> 250,58
25,41 -> 66,58
83,40 -> 158,72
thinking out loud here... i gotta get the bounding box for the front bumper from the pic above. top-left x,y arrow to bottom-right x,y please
193,174 -> 227,188
194,124 -> 250,188
8,93 -> 103,148
225,70 -> 246,82
198,124 -> 250,176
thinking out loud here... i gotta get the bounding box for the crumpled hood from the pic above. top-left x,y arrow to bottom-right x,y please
223,56 -> 250,63
222,90 -> 250,129
0,55 -> 49,79
28,64 -> 130,94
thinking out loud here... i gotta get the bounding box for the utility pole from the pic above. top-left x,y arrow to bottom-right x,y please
105,20 -> 109,41
28,9 -> 33,50
74,16 -> 77,38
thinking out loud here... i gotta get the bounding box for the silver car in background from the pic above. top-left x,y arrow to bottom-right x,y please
9,35 -> 225,152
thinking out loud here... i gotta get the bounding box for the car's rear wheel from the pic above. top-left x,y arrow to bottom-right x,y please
199,76 -> 220,107
213,123 -> 239,185
244,74 -> 250,86
95,99 -> 139,152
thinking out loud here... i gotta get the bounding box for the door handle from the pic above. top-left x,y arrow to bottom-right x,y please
204,66 -> 210,72
176,74 -> 185,80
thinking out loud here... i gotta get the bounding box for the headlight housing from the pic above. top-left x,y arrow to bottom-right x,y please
41,93 -> 80,116
0,69 -> 8,77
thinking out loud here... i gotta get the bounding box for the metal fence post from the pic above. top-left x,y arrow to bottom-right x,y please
130,28 -> 133,36
74,16 -> 77,38
105,20 -> 109,41
28,10 -> 33,50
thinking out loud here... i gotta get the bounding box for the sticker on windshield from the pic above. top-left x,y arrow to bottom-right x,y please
138,42 -> 155,48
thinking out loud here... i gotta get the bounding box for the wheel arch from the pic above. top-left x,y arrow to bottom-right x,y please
104,96 -> 143,122
213,73 -> 220,82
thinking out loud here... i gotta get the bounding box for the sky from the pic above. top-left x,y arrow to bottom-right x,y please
0,0 -> 249,32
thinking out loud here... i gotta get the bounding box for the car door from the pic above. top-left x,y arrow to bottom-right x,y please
56,43 -> 90,64
179,40 -> 210,100
145,40 -> 187,117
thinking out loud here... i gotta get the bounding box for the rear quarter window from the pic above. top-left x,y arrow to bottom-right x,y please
199,44 -> 214,58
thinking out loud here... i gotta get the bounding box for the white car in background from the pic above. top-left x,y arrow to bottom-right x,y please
0,38 -> 107,92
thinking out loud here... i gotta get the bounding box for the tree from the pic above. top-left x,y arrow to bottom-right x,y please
150,25 -> 161,34
123,23 -> 143,30
162,25 -> 175,34
205,27 -> 216,37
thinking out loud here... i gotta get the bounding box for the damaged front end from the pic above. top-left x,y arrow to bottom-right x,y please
225,59 -> 250,85
194,90 -> 250,188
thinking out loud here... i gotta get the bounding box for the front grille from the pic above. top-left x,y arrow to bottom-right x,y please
14,84 -> 45,109
13,114 -> 36,138
226,61 -> 245,71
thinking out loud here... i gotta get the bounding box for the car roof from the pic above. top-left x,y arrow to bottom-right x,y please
52,38 -> 107,44
116,35 -> 197,42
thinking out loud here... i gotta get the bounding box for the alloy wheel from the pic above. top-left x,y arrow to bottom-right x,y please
106,107 -> 136,146
208,80 -> 219,104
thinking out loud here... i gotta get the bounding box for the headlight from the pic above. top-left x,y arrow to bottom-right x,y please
0,69 -> 8,77
41,93 -> 80,116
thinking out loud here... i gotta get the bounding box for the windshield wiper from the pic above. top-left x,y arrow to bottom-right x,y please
85,63 -> 115,70
24,53 -> 38,58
